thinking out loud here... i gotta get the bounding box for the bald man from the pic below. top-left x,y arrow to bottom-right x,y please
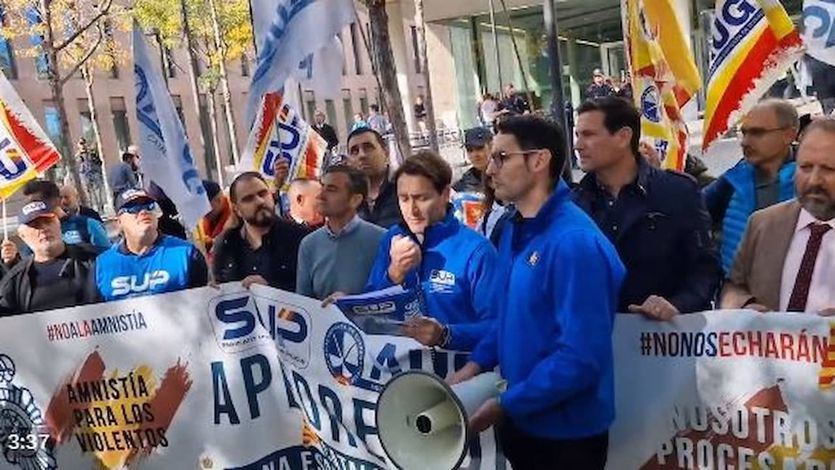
60,185 -> 104,222
288,178 -> 324,229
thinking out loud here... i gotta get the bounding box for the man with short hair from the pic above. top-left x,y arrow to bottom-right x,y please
312,110 -> 339,151
366,104 -> 389,135
450,115 -> 625,468
572,97 -> 721,318
95,189 -> 207,301
108,148 -> 141,198
0,201 -> 99,315
347,127 -> 401,228
60,184 -> 103,222
585,69 -> 615,100
704,99 -> 799,272
498,83 -> 530,116
296,165 -> 385,300
212,172 -> 309,291
287,178 -> 324,229
365,151 -> 498,351
195,180 -> 232,254
721,118 -> 835,314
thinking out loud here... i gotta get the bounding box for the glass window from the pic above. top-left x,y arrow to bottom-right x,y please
241,55 -> 250,77
350,23 -> 363,75
110,97 -> 131,151
411,26 -> 422,74
337,32 -> 347,76
449,25 -> 480,129
325,99 -> 339,135
171,95 -> 186,132
0,7 -> 17,79
359,88 -> 369,115
78,99 -> 95,143
26,8 -> 49,80
341,89 -> 353,134
165,47 -> 176,78
304,91 -> 316,125
198,93 -> 217,179
366,23 -> 377,75
43,102 -> 65,151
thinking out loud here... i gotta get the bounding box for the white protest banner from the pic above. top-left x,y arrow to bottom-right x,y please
0,284 -> 503,469
804,0 -> 835,66
608,310 -> 835,469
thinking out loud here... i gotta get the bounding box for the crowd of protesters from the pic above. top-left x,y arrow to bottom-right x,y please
0,93 -> 832,469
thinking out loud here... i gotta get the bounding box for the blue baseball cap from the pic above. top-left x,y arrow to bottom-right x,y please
18,200 -> 57,225
114,188 -> 156,212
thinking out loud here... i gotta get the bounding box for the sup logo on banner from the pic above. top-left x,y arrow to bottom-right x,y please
0,354 -> 56,469
209,293 -> 272,353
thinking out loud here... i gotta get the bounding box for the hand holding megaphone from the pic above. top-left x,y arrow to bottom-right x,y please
388,234 -> 422,284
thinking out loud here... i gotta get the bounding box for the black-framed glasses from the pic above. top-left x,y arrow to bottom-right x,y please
489,150 -> 540,169
118,202 -> 157,216
738,126 -> 787,138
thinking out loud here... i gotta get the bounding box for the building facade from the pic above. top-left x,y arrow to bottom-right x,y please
0,1 -> 427,183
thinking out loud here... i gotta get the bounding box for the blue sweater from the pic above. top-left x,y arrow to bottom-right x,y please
471,182 -> 625,439
365,211 -> 498,351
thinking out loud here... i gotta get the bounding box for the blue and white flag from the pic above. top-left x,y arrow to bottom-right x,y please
247,0 -> 354,123
804,0 -> 835,66
133,24 -> 210,230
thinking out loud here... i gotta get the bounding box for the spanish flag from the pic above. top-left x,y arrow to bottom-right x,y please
702,0 -> 803,152
622,0 -> 701,170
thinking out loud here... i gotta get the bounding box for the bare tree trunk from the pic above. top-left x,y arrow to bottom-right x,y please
413,0 -> 438,152
81,66 -> 114,212
365,1 -> 411,161
206,88 -> 225,186
40,0 -> 86,204
179,0 -> 209,170
208,0 -> 240,165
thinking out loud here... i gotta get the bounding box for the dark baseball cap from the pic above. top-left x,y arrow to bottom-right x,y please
114,188 -> 156,212
464,127 -> 493,149
18,200 -> 57,225
202,180 -> 222,201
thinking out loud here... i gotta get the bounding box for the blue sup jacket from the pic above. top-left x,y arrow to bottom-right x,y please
365,210 -> 498,351
472,182 -> 625,439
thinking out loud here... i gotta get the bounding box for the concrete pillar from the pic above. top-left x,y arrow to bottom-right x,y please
425,23 -> 459,129
386,0 -> 418,133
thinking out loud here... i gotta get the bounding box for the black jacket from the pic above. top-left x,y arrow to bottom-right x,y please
211,219 -> 309,291
78,205 -> 104,223
572,159 -> 721,313
0,244 -> 99,316
452,168 -> 484,193
358,178 -> 401,229
313,123 -> 339,151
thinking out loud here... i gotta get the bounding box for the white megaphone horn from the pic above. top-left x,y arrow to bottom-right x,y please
375,370 -> 505,470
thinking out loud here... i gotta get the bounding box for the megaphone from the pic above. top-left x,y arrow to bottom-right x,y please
375,370 -> 505,470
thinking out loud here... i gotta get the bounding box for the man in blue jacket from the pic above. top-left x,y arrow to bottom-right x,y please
703,99 -> 798,272
96,189 -> 207,301
450,115 -> 625,469
365,150 -> 497,352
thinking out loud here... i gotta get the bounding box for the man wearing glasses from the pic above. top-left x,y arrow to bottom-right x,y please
95,189 -> 208,301
572,97 -> 720,319
450,115 -> 624,468
703,99 -> 799,272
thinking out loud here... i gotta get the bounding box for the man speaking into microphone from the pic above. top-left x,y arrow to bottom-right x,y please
364,151 -> 498,351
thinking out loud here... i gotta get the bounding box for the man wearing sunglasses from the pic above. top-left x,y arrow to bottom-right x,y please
95,189 -> 208,301
449,115 -> 624,468
703,99 -> 798,273
572,97 -> 720,319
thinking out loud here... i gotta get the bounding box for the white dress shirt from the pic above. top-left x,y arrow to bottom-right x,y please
779,209 -> 835,312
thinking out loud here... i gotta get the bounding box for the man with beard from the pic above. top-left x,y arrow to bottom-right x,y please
347,127 -> 401,228
212,172 -> 309,291
95,189 -> 208,301
721,118 -> 835,314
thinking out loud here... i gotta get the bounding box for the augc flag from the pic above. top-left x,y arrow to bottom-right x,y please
239,92 -> 326,185
0,72 -> 60,199
703,0 -> 804,152
622,0 -> 701,171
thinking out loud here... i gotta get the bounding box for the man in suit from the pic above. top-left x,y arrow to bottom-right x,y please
721,118 -> 835,314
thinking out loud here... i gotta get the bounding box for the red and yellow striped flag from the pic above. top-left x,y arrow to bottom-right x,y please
622,0 -> 701,170
702,0 -> 804,152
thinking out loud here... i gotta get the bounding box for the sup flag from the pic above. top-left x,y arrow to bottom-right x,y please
0,72 -> 60,198
703,0 -> 804,152
239,92 -> 326,185
622,0 -> 701,171
133,23 -> 210,230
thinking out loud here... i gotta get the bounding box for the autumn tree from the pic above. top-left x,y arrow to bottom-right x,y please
2,0 -> 123,202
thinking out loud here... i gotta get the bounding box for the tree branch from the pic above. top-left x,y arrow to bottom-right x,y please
52,0 -> 114,52
58,26 -> 104,85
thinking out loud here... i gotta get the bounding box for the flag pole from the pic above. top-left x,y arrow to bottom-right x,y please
2,197 -> 8,240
